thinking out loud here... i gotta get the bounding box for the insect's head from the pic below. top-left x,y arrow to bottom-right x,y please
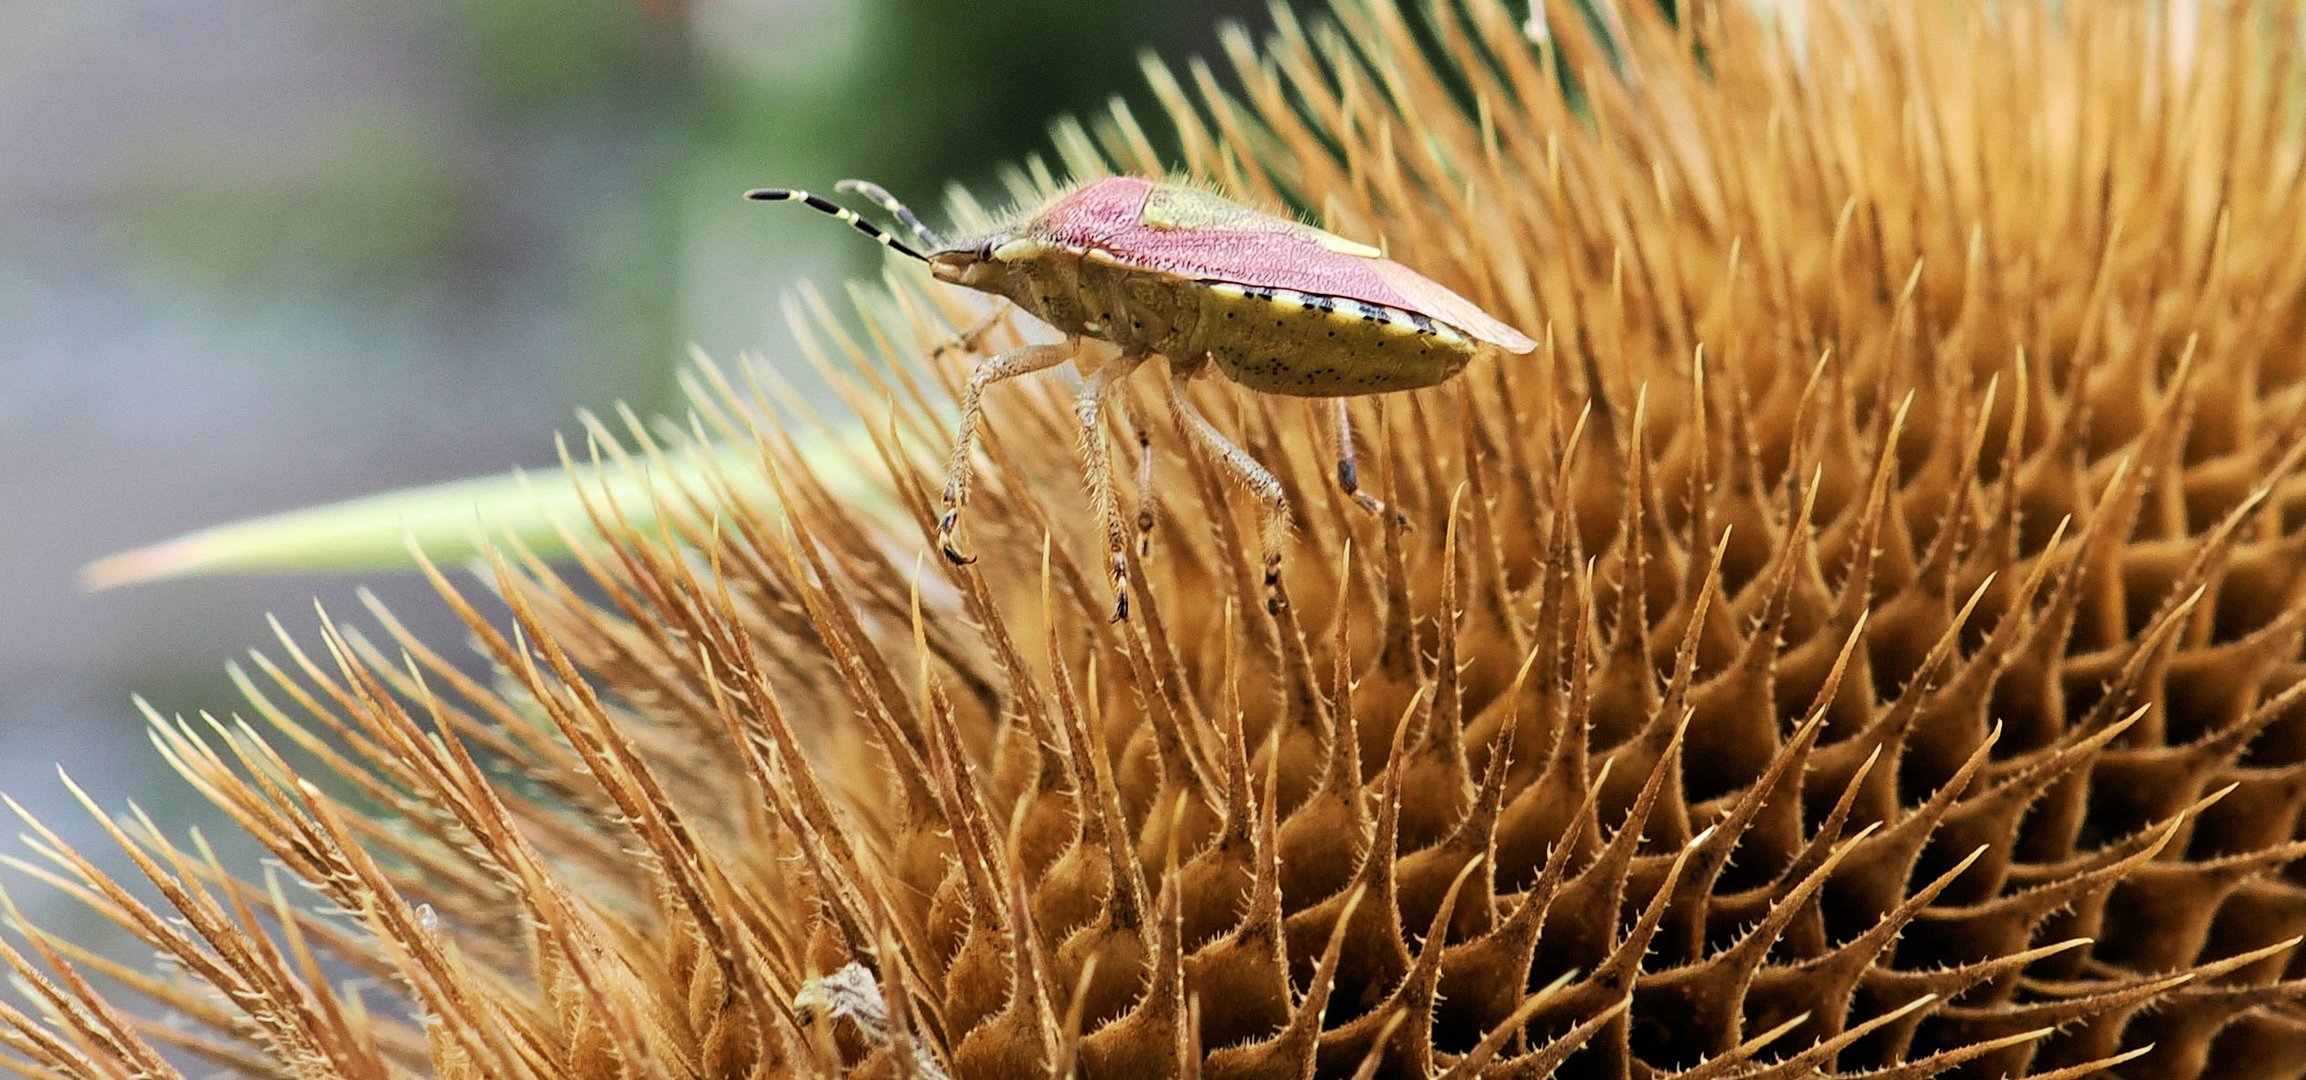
745,179 -> 1020,293
920,232 -> 1027,292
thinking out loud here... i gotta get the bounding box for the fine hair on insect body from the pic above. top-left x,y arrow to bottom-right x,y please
748,175 -> 1537,621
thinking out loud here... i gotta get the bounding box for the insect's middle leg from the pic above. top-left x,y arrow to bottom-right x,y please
941,341 -> 1074,563
1333,397 -> 1406,525
1109,391 -> 1155,557
1077,355 -> 1146,621
1134,420 -> 1155,556
1168,364 -> 1294,614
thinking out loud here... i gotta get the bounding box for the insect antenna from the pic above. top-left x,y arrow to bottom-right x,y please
744,188 -> 928,262
836,179 -> 946,250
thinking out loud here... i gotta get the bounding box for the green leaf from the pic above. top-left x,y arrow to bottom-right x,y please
82,433 -> 882,589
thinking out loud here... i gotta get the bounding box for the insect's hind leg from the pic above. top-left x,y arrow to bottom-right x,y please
1168,365 -> 1294,615
1077,355 -> 1146,621
941,341 -> 1074,564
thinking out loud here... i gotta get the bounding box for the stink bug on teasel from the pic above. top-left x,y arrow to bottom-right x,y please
747,175 -> 1537,621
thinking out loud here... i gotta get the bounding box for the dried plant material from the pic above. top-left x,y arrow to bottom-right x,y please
8,0 -> 2306,1078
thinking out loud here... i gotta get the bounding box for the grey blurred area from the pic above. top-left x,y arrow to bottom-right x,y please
0,0 -> 1292,975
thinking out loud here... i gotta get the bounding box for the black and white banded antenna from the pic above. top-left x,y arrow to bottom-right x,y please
836,179 -> 946,250
744,187 -> 928,262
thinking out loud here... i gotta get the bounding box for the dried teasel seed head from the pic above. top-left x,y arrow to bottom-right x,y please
7,1 -> 2306,1079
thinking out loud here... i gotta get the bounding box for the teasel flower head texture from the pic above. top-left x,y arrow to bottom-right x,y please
7,1 -> 2306,1077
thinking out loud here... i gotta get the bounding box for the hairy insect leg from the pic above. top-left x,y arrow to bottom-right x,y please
1077,356 -> 1146,621
1108,390 -> 1157,557
1333,398 -> 1410,527
941,341 -> 1074,564
1168,365 -> 1294,615
1133,417 -> 1156,556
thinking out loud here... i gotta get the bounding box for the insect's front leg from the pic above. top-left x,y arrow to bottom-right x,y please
1168,362 -> 1294,615
1077,355 -> 1147,621
942,341 -> 1074,564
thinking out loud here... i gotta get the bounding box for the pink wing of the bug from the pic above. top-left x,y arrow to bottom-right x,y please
1036,177 -> 1537,354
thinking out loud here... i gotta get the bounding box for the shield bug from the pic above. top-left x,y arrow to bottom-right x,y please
747,175 -> 1536,621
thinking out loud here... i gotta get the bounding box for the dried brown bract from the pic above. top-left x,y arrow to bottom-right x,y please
6,1 -> 2306,1077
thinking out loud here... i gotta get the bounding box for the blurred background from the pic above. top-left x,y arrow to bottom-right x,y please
1,0 -> 1300,960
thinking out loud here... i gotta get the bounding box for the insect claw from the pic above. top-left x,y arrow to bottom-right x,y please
936,511 -> 976,565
